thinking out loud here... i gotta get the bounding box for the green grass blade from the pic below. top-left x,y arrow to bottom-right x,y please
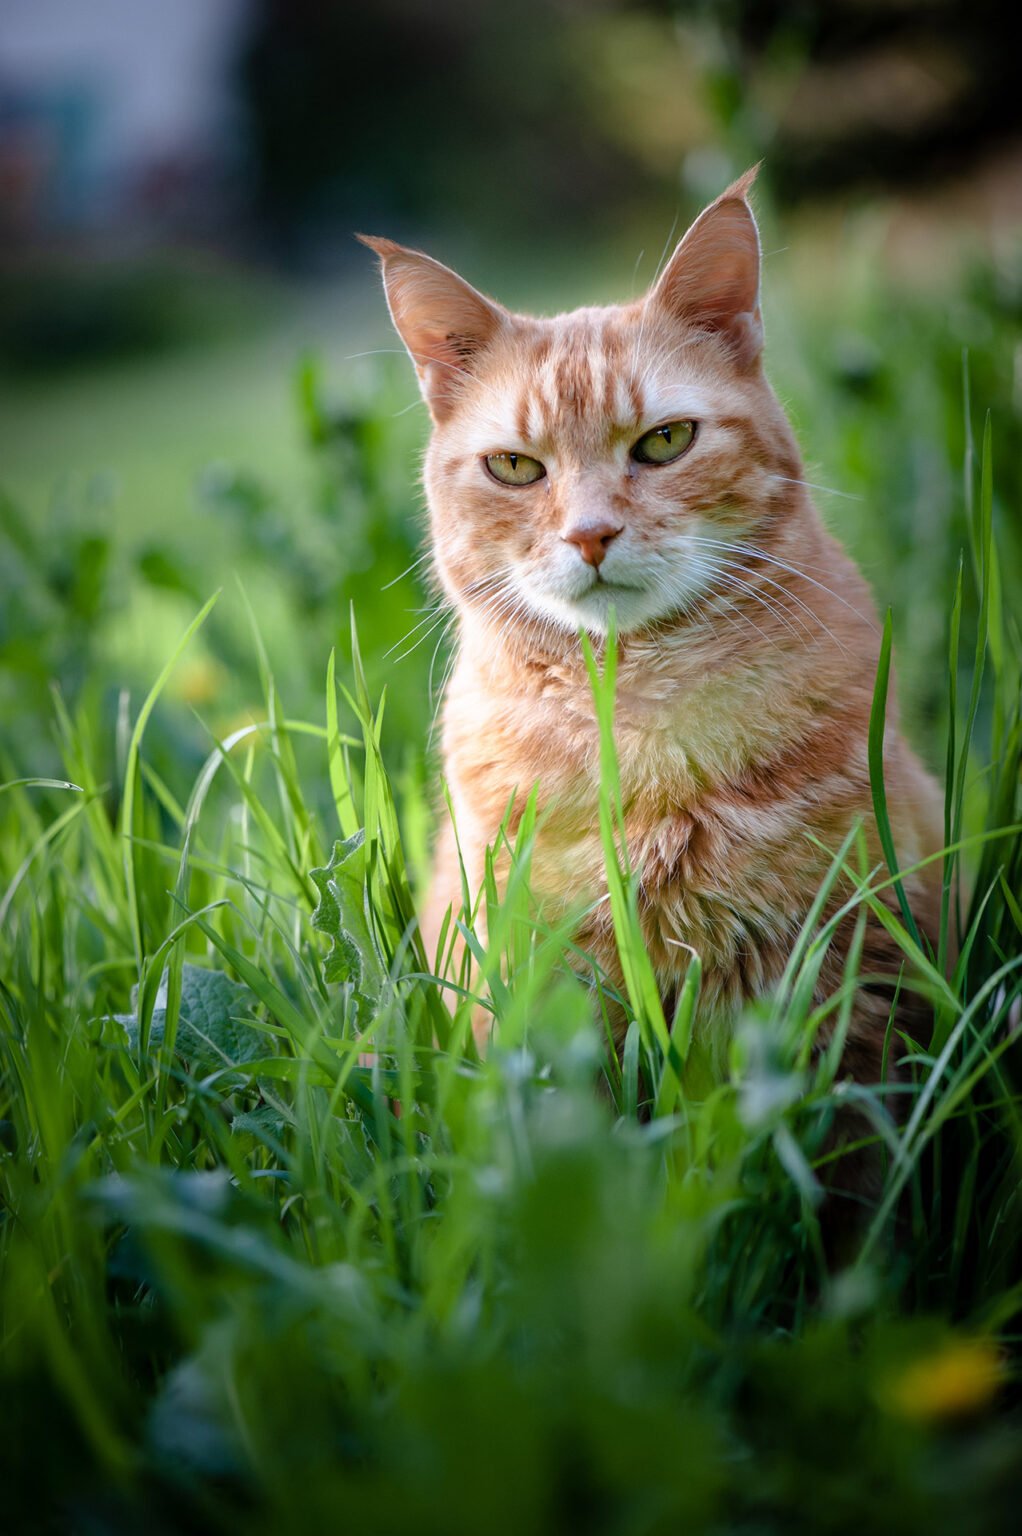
120,590 -> 220,967
868,607 -> 924,948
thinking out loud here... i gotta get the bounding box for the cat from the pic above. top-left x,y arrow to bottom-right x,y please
361,166 -> 944,1127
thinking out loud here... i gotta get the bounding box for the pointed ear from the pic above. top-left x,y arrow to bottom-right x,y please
358,235 -> 508,422
648,166 -> 763,368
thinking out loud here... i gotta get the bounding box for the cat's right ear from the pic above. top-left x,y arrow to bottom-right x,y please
647,167 -> 763,369
358,236 -> 508,423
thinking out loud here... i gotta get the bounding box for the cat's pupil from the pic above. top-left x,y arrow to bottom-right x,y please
659,427 -> 671,444
509,453 -> 518,470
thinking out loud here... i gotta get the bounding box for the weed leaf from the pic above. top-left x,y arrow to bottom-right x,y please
310,832 -> 386,1003
116,962 -> 262,1070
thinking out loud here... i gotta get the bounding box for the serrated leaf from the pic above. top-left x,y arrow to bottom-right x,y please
309,832 -> 386,1004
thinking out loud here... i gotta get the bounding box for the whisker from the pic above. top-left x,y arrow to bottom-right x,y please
693,536 -> 877,632
381,550 -> 434,591
428,643 -> 460,748
630,245 -> 646,299
774,474 -> 863,503
694,573 -> 786,654
391,397 -> 428,419
668,544 -> 816,647
428,620 -> 457,716
697,549 -> 842,651
384,603 -> 452,661
389,610 -> 457,667
711,567 -> 813,648
342,347 -> 410,361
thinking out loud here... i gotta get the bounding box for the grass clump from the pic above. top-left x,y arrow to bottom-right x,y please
2,276 -> 1022,1531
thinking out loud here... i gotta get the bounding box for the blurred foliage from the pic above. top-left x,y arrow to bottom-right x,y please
236,0 -> 650,257
0,258 -> 277,376
785,251 -> 1022,743
688,0 -> 1022,200
0,355 -> 429,809
232,0 -> 1022,261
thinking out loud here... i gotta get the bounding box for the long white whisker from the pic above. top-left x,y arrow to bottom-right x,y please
695,549 -> 845,652
384,602 -> 454,662
381,550 -> 434,591
428,641 -> 460,748
387,619 -> 452,668
693,536 -> 877,632
774,474 -> 862,503
693,570 -> 785,654
709,567 -> 812,648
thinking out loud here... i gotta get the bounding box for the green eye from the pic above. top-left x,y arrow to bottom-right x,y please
485,451 -> 546,486
631,420 -> 696,465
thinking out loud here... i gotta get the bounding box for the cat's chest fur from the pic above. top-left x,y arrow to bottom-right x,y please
440,636 -> 856,1005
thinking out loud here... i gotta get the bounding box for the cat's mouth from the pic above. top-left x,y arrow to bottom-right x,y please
502,561 -> 679,636
558,573 -> 656,621
581,571 -> 646,595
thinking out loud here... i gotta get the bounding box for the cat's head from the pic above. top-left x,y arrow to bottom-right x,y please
363,168 -> 802,639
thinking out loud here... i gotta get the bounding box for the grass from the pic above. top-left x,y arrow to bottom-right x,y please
2,241 -> 1022,1533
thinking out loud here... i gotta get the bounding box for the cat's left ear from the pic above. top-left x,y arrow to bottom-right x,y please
648,165 -> 763,368
359,236 -> 509,423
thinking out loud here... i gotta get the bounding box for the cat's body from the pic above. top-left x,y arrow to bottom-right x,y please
364,169 -> 943,1084
429,537 -> 940,1048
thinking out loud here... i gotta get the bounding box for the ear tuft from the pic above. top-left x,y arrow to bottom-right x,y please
356,233 -> 402,260
649,166 -> 764,368
360,236 -> 508,422
718,162 -> 761,204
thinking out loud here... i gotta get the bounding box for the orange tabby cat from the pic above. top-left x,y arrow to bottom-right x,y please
362,168 -> 943,1097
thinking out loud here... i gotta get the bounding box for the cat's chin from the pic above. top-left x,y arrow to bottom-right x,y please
524,580 -> 676,637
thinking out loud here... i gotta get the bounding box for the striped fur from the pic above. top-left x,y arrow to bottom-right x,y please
364,172 -> 944,1086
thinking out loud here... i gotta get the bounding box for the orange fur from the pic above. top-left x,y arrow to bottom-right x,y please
364,172 -> 944,1081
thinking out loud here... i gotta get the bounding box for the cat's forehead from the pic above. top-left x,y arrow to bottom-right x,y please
516,303 -> 641,390
467,302 -> 713,450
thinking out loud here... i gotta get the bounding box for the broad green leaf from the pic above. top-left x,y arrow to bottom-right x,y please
116,962 -> 263,1071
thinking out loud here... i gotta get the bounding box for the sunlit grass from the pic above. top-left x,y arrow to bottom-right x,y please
2,252 -> 1022,1530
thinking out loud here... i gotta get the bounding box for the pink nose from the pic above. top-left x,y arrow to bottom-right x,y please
561,520 -> 623,569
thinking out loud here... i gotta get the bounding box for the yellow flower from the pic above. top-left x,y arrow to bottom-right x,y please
882,1337 -> 1003,1422
173,656 -> 224,707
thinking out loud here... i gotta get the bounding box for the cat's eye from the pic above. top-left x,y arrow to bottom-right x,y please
631,420 -> 696,465
485,451 -> 546,487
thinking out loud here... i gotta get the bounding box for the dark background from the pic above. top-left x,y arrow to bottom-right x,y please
3,0 -> 1019,267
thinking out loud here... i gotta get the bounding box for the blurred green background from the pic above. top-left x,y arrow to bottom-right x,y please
1,0 -> 1020,803
3,8 -> 1022,1531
